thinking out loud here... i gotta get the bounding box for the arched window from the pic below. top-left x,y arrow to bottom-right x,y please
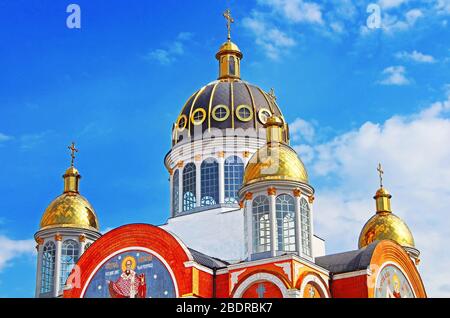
229,56 -> 236,75
300,198 -> 312,256
40,241 -> 55,294
183,163 -> 196,211
276,194 -> 296,252
252,195 -> 271,253
224,156 -> 244,204
172,169 -> 180,215
60,239 -> 79,290
201,158 -> 219,206
84,242 -> 92,252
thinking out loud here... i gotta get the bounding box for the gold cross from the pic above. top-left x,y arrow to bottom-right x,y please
377,163 -> 384,188
268,88 -> 277,101
223,9 -> 234,41
68,142 -> 78,167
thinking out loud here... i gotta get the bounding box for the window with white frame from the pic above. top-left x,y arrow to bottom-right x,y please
172,169 -> 180,215
224,156 -> 244,204
40,241 -> 56,294
183,163 -> 196,211
300,198 -> 312,256
276,194 -> 296,252
252,195 -> 271,253
60,239 -> 79,290
201,158 -> 219,206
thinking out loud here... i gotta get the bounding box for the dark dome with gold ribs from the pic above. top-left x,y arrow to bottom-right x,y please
171,38 -> 289,146
172,81 -> 287,145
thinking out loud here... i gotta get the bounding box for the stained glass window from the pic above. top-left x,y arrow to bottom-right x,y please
201,158 -> 219,206
252,195 -> 271,253
183,163 -> 196,211
300,198 -> 312,256
276,194 -> 296,252
40,241 -> 56,294
224,156 -> 244,204
60,239 -> 79,290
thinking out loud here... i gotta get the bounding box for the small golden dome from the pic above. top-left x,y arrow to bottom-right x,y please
40,192 -> 99,231
358,212 -> 415,249
65,166 -> 79,175
216,40 -> 243,59
243,143 -> 309,185
243,115 -> 308,185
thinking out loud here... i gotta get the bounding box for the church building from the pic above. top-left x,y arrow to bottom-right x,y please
34,11 -> 426,299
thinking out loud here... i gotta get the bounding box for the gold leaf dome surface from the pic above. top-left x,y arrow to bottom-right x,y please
40,192 -> 99,231
243,143 -> 309,185
358,212 -> 415,249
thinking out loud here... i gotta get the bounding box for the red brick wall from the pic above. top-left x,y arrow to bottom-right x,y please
331,275 -> 368,298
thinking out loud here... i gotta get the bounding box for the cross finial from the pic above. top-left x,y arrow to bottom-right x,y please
68,142 -> 78,167
223,9 -> 234,41
377,163 -> 384,188
268,88 -> 277,101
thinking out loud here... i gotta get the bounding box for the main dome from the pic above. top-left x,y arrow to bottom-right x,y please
171,39 -> 288,146
172,81 -> 286,145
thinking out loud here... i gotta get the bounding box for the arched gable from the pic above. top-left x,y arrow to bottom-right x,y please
63,224 -> 194,298
368,240 -> 426,298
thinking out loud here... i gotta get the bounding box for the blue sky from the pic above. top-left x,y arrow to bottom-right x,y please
0,0 -> 449,297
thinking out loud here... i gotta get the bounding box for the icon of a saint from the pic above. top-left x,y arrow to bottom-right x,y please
108,256 -> 146,298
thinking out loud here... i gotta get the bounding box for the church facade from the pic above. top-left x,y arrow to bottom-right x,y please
34,12 -> 427,299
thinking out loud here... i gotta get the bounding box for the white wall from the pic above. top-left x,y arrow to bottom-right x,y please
160,206 -> 246,263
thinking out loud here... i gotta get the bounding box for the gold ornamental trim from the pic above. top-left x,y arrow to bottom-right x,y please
35,237 -> 44,245
191,108 -> 207,126
258,108 -> 272,125
308,195 -> 315,204
245,192 -> 253,201
79,235 -> 86,243
55,234 -> 63,241
235,104 -> 253,122
293,188 -> 302,197
267,187 -> 277,196
212,104 -> 230,122
177,114 -> 188,131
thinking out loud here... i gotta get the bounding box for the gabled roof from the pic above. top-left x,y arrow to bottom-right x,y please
315,241 -> 379,274
188,248 -> 229,270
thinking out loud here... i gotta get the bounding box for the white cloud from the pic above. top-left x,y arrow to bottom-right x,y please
0,236 -> 35,272
259,0 -> 324,24
243,13 -> 296,60
291,93 -> 450,296
144,32 -> 194,65
436,0 -> 450,14
378,0 -> 409,10
382,9 -> 423,33
378,65 -> 411,85
0,133 -> 13,143
290,117 -> 315,143
395,50 -> 437,63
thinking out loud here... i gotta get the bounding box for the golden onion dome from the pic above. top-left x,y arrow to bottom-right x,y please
40,192 -> 99,231
358,185 -> 415,249
243,116 -> 308,185
39,155 -> 100,231
358,212 -> 415,249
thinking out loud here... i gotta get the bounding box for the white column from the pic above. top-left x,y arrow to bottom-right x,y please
79,236 -> 86,256
268,189 -> 277,257
35,242 -> 43,297
286,289 -> 302,298
195,162 -> 201,207
54,237 -> 62,297
308,197 -> 315,259
178,168 -> 183,213
245,196 -> 253,259
169,172 -> 174,217
218,155 -> 225,204
294,195 -> 302,256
